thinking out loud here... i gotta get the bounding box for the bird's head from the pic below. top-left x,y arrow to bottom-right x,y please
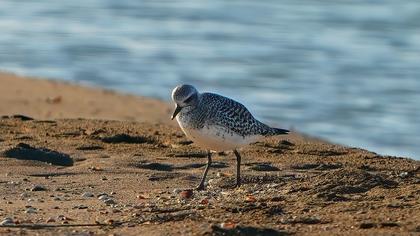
171,84 -> 199,120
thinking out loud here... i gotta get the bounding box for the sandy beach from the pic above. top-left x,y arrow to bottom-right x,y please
0,72 -> 419,236
0,72 -> 172,123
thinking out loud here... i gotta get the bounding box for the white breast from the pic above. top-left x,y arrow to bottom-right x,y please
176,118 -> 262,152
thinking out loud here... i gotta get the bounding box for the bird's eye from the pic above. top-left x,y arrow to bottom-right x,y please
184,95 -> 194,103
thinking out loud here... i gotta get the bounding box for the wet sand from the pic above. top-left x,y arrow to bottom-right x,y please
0,72 -> 419,235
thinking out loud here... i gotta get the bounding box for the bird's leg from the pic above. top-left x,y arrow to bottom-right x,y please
233,149 -> 241,188
196,150 -> 212,191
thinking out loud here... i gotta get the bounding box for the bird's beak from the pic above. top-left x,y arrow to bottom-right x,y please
171,105 -> 183,120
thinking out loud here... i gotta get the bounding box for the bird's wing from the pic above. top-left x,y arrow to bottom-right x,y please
201,93 -> 263,136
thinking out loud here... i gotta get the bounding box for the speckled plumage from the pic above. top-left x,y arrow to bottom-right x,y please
177,92 -> 288,138
171,84 -> 289,189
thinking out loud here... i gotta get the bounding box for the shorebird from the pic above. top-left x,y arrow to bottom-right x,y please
171,84 -> 289,190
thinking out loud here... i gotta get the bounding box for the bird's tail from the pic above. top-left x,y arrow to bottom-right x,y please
270,127 -> 290,135
258,121 -> 290,136
262,126 -> 289,136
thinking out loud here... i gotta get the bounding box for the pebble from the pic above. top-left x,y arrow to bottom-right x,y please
180,189 -> 194,199
245,195 -> 257,203
20,193 -> 30,198
132,213 -> 141,217
216,172 -> 226,178
0,217 -> 14,225
136,195 -> 147,200
31,184 -> 47,191
359,222 -> 376,229
103,199 -> 117,205
399,172 -> 409,178
57,215 -> 73,221
25,207 -> 37,214
220,221 -> 237,229
200,199 -> 209,205
74,205 -> 88,209
98,195 -> 109,201
105,219 -> 115,225
88,166 -> 103,171
82,192 -> 95,198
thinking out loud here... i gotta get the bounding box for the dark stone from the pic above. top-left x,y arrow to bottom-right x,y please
359,222 -> 377,229
2,143 -> 73,166
11,115 -> 34,121
31,184 -> 47,191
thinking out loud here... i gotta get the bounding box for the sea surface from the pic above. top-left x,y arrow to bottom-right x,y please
0,0 -> 419,159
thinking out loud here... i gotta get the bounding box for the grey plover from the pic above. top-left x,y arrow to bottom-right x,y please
171,84 -> 289,190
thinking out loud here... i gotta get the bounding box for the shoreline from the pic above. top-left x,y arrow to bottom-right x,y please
1,71 -> 416,160
0,71 -> 173,124
0,72 -> 419,235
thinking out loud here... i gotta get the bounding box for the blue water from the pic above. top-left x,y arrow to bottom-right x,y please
0,0 -> 419,159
